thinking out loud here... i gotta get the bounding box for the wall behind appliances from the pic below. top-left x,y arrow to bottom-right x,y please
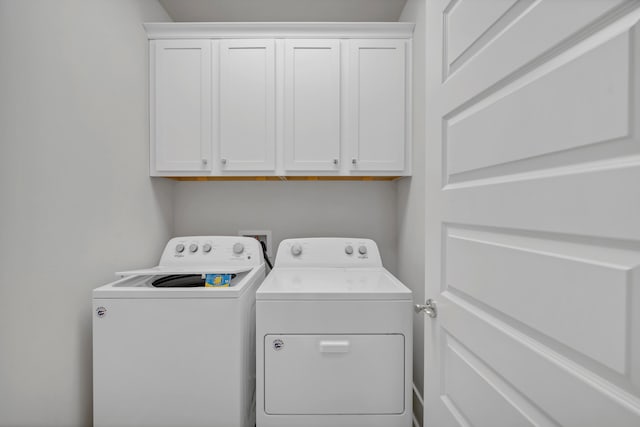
397,0 -> 426,421
0,1 -> 173,426
173,181 -> 399,274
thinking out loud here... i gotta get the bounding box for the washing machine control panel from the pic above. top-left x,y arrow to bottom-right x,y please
275,238 -> 382,268
159,236 -> 264,268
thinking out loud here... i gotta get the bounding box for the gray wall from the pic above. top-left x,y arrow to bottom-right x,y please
397,0 -> 426,410
173,181 -> 399,274
0,1 -> 173,426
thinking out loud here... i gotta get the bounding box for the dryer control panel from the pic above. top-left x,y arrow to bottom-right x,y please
275,238 -> 382,268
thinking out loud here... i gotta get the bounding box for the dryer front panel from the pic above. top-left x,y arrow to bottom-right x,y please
264,334 -> 405,415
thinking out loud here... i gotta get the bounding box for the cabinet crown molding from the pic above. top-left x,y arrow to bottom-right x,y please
144,22 -> 415,39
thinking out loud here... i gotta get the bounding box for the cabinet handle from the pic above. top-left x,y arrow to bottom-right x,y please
221,158 -> 227,165
333,158 -> 339,165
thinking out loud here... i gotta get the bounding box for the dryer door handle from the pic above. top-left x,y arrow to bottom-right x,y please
319,340 -> 350,353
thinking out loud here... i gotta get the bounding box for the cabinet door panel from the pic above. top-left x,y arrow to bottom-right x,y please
348,40 -> 407,171
153,40 -> 211,172
219,40 -> 275,171
284,40 -> 341,171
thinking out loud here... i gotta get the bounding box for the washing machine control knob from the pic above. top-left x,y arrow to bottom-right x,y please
358,245 -> 367,255
233,243 -> 245,254
189,244 -> 198,253
202,243 -> 212,253
175,244 -> 185,253
345,245 -> 354,255
291,243 -> 303,257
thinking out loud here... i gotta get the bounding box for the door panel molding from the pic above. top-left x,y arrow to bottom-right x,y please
442,1 -> 637,115
442,292 -> 640,424
444,224 -> 636,374
443,332 -> 553,427
443,0 -> 535,79
446,30 -> 632,180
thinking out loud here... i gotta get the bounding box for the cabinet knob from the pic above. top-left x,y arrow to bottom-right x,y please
351,158 -> 358,165
221,158 -> 227,165
202,158 -> 208,165
333,158 -> 339,165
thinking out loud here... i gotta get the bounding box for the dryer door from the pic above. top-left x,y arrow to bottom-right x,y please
264,334 -> 405,415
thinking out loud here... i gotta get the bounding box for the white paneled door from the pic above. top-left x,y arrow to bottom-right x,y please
424,1 -> 640,426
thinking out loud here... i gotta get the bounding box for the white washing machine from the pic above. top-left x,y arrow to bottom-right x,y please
256,238 -> 413,427
93,236 -> 265,427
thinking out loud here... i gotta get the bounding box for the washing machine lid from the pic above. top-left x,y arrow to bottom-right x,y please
93,266 -> 263,299
116,265 -> 253,277
256,268 -> 412,301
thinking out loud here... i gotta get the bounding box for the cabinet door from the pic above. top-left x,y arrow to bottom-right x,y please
219,40 -> 275,172
284,40 -> 341,171
348,40 -> 407,171
153,40 -> 212,172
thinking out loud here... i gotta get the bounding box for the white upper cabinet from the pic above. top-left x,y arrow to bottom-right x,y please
347,40 -> 408,172
218,39 -> 276,172
152,40 -> 211,172
284,40 -> 341,172
146,23 -> 413,177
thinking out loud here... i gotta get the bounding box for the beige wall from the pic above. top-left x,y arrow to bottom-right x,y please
0,1 -> 173,426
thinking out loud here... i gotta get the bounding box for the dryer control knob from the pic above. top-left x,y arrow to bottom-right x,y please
291,243 -> 303,257
189,244 -> 198,253
345,245 -> 354,255
358,245 -> 367,255
233,243 -> 245,254
203,243 -> 212,253
176,244 -> 185,253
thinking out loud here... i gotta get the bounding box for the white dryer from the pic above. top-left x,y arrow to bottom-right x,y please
93,236 -> 265,427
256,238 -> 412,427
